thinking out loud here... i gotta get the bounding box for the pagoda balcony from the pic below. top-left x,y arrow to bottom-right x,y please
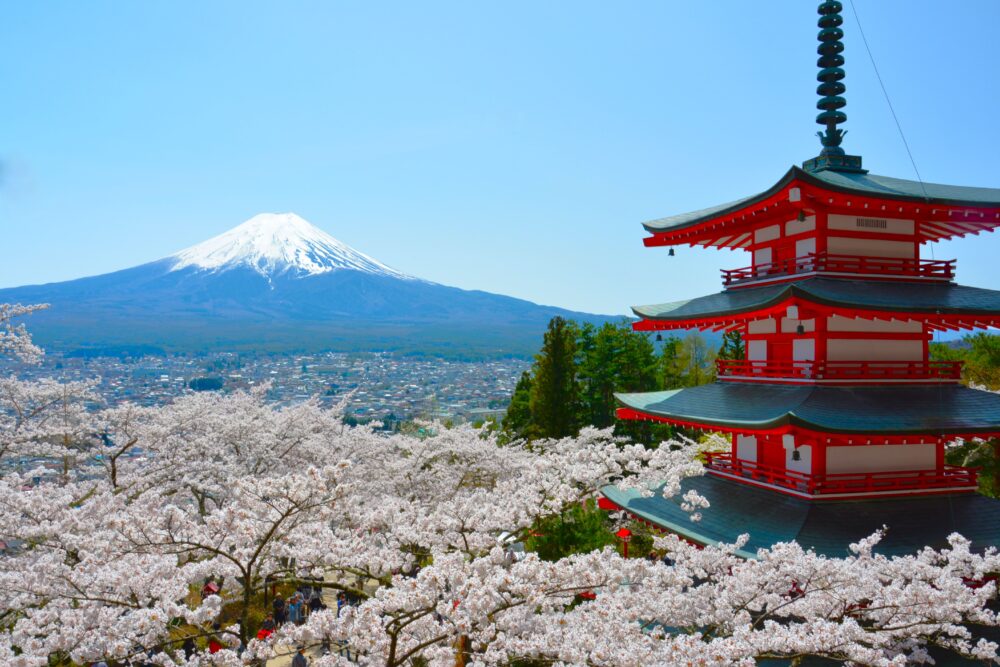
716,359 -> 963,384
704,452 -> 979,499
721,252 -> 956,288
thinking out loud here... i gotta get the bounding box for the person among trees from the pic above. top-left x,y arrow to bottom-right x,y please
291,645 -> 309,667
256,613 -> 276,640
272,594 -> 287,626
336,591 -> 348,616
288,592 -> 304,625
308,588 -> 325,613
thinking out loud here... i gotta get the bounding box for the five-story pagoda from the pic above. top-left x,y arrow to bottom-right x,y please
605,1 -> 1000,557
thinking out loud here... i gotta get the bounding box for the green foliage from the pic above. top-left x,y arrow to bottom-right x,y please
528,317 -> 580,439
524,501 -> 617,562
947,439 -> 1000,499
623,523 -> 655,560
931,333 -> 1000,389
717,330 -> 745,362
678,331 -> 716,386
577,322 -> 659,429
931,333 -> 1000,497
502,371 -> 533,438
503,317 -> 716,443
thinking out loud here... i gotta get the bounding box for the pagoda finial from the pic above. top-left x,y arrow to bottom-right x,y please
816,0 -> 847,154
803,1 -> 866,173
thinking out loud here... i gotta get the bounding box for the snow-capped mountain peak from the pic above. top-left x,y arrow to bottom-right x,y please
170,213 -> 411,279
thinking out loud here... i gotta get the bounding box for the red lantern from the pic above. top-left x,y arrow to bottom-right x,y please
615,527 -> 633,558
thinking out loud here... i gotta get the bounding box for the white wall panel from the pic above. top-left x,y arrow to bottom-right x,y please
826,443 -> 935,473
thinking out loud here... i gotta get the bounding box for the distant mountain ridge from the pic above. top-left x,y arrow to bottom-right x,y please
0,213 -> 615,357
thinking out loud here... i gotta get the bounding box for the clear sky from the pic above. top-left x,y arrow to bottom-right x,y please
1,1 -> 998,315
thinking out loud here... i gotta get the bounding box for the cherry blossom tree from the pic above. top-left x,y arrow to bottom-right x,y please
0,303 -> 46,363
2,303 -> 1000,666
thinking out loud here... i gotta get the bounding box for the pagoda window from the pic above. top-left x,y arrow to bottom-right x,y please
747,317 -> 778,334
795,236 -> 817,258
753,246 -> 773,267
785,215 -> 816,237
748,318 -> 777,334
827,338 -> 923,362
828,214 -> 914,236
753,224 -> 782,244
792,338 -> 815,362
827,236 -> 916,259
827,316 -> 923,333
747,339 -> 767,362
736,434 -> 758,463
826,442 -> 936,475
825,214 -> 917,260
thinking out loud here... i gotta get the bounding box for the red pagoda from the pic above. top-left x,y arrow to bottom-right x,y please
605,1 -> 1000,557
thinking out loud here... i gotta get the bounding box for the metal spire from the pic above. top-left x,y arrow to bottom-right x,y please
816,1 -> 847,154
802,0 -> 865,173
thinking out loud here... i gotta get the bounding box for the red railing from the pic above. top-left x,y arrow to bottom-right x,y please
722,253 -> 956,287
704,452 -> 979,497
716,359 -> 963,383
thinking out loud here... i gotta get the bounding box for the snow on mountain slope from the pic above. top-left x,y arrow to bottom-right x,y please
170,213 -> 412,279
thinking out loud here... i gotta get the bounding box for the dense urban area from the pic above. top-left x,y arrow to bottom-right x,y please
0,352 -> 529,425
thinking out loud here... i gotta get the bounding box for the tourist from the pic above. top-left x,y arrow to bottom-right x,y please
336,591 -> 347,616
308,588 -> 325,612
257,613 -> 275,640
288,592 -> 303,625
291,645 -> 309,667
272,594 -> 287,626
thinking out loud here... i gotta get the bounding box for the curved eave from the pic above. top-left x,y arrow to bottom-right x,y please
641,167 -> 800,238
642,165 -> 1000,243
602,476 -> 1000,558
631,278 -> 1000,330
616,383 -> 1000,436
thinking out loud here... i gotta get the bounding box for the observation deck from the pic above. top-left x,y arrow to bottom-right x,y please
715,359 -> 963,385
704,452 -> 979,499
722,253 -> 956,289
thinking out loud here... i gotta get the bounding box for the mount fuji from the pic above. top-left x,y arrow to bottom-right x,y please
0,213 -> 613,356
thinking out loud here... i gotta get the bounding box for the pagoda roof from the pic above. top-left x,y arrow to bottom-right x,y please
633,277 -> 1000,328
601,475 -> 1000,558
643,165 -> 1000,235
615,383 -> 1000,436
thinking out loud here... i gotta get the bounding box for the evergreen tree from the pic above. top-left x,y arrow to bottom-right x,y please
678,331 -> 715,386
503,371 -> 533,438
528,317 -> 580,439
933,333 -> 1000,496
716,330 -> 745,361
658,334 -> 686,389
577,323 -> 620,429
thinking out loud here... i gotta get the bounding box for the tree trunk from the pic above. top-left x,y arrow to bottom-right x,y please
240,578 -> 252,646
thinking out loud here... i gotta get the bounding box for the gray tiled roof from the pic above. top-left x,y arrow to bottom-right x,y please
633,278 -> 1000,321
643,166 -> 1000,233
616,383 -> 1000,434
602,475 -> 1000,558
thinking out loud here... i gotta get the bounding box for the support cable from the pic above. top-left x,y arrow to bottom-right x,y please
848,0 -> 932,258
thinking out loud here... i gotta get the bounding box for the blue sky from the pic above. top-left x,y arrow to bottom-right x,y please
1,1 -> 998,315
